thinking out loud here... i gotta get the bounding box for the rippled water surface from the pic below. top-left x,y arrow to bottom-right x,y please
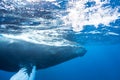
0,0 -> 120,80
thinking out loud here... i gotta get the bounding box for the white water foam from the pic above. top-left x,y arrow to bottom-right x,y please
63,0 -> 120,32
1,29 -> 74,46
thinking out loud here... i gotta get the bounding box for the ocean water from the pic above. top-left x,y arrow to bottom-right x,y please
0,0 -> 120,80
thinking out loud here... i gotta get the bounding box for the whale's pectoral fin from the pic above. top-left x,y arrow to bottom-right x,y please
10,65 -> 36,80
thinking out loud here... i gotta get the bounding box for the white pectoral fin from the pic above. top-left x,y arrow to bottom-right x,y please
29,66 -> 36,80
10,65 -> 36,80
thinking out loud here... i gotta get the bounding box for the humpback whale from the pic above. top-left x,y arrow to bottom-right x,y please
0,0 -> 86,80
0,36 -> 86,80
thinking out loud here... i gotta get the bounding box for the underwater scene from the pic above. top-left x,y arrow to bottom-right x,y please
0,0 -> 120,80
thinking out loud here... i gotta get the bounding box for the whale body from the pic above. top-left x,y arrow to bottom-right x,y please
0,36 -> 86,80
0,36 -> 86,71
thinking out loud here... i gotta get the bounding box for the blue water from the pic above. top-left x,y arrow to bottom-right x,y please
0,0 -> 120,80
